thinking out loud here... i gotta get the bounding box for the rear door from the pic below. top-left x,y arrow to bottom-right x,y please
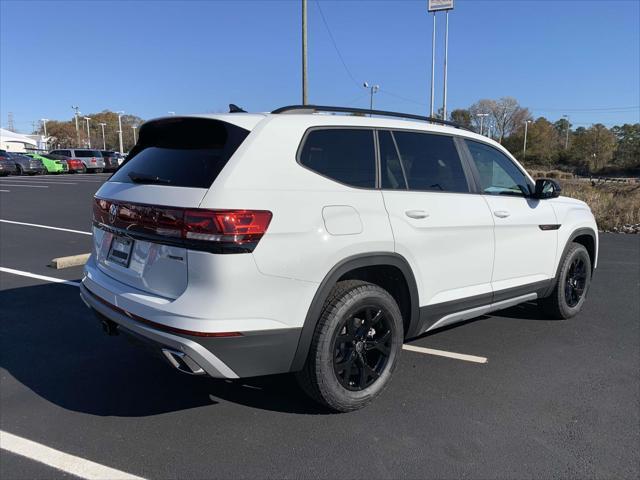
462,139 -> 558,296
379,130 -> 495,329
92,117 -> 251,298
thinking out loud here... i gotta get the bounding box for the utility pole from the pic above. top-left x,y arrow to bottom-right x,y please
523,120 -> 532,160
563,114 -> 570,149
117,111 -> 124,154
302,0 -> 308,105
132,126 -> 138,144
429,12 -> 436,117
72,106 -> 80,146
442,9 -> 450,120
84,117 -> 92,148
99,123 -> 107,150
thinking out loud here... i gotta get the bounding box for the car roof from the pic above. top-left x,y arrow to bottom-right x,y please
143,110 -> 514,161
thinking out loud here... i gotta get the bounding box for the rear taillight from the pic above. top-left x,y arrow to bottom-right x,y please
93,198 -> 272,253
183,210 -> 272,243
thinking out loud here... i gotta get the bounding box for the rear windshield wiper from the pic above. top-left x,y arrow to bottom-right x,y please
128,172 -> 172,185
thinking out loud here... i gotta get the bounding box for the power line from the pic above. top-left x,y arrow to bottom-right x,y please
314,0 -> 360,89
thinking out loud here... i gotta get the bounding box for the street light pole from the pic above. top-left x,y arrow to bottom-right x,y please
40,118 -> 48,138
429,12 -> 436,117
563,114 -> 570,149
442,9 -> 449,120
302,0 -> 308,105
523,120 -> 532,160
363,82 -> 379,115
476,113 -> 488,135
99,123 -> 107,150
72,106 -> 80,146
84,117 -> 92,148
117,111 -> 124,154
132,126 -> 137,145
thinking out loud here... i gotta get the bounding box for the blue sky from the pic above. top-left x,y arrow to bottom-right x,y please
2,0 -> 639,133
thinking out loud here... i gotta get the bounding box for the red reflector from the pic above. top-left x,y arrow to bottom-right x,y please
85,288 -> 242,337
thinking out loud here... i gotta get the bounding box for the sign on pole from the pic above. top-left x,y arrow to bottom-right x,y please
428,0 -> 454,12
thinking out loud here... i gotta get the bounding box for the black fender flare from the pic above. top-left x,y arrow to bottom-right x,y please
289,252 -> 420,372
543,227 -> 598,298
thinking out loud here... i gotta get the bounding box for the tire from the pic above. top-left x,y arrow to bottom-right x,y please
539,242 -> 592,319
296,280 -> 403,412
15,165 -> 23,176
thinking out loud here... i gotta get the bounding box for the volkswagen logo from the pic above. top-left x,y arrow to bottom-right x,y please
109,204 -> 118,224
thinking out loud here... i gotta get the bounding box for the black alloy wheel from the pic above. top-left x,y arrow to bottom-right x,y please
564,256 -> 588,307
333,306 -> 393,391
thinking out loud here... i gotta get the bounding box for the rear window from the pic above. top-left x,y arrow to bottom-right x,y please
75,150 -> 103,158
298,128 -> 376,188
109,118 -> 250,189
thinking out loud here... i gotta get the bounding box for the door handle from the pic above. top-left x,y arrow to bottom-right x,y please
405,210 -> 429,219
494,210 -> 511,218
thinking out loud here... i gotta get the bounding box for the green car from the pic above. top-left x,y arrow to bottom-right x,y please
24,153 -> 68,174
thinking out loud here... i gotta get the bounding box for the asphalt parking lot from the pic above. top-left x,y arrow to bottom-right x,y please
0,173 -> 638,479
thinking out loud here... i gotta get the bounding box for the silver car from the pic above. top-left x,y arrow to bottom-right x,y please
51,148 -> 105,173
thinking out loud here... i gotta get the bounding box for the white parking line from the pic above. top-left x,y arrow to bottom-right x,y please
1,430 -> 145,480
0,267 -> 80,286
1,179 -> 78,185
0,189 -> 9,192
403,344 -> 488,364
0,219 -> 91,235
0,183 -> 48,188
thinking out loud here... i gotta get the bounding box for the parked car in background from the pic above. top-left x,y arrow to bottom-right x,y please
24,153 -> 68,174
49,149 -> 105,173
8,152 -> 46,175
0,149 -> 18,176
45,152 -> 85,173
100,151 -> 120,171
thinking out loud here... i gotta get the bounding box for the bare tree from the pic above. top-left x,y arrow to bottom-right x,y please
469,99 -> 496,134
489,97 -> 530,143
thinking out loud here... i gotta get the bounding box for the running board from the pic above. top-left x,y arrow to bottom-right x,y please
424,293 -> 537,333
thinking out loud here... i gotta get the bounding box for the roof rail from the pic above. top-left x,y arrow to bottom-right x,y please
271,105 -> 469,130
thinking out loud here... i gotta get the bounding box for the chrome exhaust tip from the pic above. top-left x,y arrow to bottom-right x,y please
161,348 -> 206,376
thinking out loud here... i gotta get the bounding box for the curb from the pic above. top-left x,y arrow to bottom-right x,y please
49,253 -> 90,269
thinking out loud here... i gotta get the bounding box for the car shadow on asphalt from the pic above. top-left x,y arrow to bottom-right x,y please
0,282 -> 331,417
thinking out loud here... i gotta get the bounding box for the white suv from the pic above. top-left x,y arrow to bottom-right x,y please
80,105 -> 598,412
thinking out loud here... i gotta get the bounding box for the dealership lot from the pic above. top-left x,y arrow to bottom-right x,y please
0,175 -> 638,479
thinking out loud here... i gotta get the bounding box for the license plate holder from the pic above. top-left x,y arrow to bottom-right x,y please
108,235 -> 133,267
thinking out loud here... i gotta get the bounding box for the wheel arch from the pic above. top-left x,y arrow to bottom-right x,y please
289,252 -> 420,372
543,227 -> 598,297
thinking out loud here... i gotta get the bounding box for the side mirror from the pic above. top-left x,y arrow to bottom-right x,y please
534,178 -> 561,199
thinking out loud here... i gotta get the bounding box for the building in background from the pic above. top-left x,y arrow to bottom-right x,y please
0,128 -> 40,152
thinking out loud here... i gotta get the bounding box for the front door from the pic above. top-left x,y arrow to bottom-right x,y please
462,139 -> 558,297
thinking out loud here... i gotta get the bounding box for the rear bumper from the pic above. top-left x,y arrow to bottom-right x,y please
79,282 -> 303,379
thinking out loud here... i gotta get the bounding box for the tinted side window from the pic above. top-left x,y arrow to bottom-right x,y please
299,129 -> 375,188
379,131 -> 407,190
465,140 -> 531,196
393,131 -> 469,193
61,150 -> 72,157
